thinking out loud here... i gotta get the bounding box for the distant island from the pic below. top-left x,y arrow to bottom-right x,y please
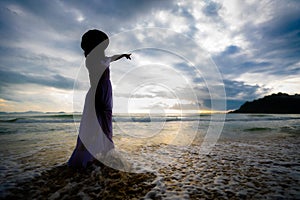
230,93 -> 300,114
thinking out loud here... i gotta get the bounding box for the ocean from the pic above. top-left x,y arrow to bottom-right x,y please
0,112 -> 300,198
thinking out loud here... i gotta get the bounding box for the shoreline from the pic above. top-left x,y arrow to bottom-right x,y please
2,134 -> 300,199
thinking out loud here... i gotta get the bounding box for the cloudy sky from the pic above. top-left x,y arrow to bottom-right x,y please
0,0 -> 299,113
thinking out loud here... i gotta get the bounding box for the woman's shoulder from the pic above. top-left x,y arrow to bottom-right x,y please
104,56 -> 111,63
98,56 -> 111,67
85,56 -> 110,70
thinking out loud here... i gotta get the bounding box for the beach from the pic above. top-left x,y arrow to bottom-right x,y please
0,113 -> 300,199
144,136 -> 300,199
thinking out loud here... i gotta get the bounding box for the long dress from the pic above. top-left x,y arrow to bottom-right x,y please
68,55 -> 114,168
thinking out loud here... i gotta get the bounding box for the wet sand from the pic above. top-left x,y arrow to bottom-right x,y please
142,135 -> 300,199
2,135 -> 300,199
3,162 -> 156,200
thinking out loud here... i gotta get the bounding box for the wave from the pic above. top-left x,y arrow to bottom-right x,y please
1,113 -> 300,124
0,118 -> 20,122
113,116 -> 201,123
243,127 -> 273,132
0,113 -> 82,124
35,114 -> 81,118
0,117 -> 79,124
225,116 -> 300,122
1,116 -> 197,124
280,125 -> 300,135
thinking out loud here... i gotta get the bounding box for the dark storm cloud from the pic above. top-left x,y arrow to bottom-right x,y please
60,0 -> 174,34
0,0 -> 79,38
171,61 -> 268,110
203,99 -> 245,111
192,78 -> 268,110
238,2 -> 300,76
210,0 -> 300,88
0,0 -> 299,111
0,0 -> 175,89
221,45 -> 240,55
223,79 -> 269,100
257,12 -> 300,75
66,0 -> 172,18
0,69 -> 74,90
192,76 -> 270,110
239,61 -> 271,68
202,1 -> 222,17
259,14 -> 300,55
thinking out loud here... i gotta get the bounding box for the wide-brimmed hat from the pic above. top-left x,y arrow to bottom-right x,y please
81,29 -> 109,56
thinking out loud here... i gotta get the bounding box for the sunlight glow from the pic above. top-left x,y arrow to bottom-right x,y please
77,15 -> 84,22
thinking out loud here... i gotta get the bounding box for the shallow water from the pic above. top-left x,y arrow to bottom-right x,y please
0,112 -> 300,198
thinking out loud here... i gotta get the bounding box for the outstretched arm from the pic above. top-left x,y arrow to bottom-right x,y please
110,54 -> 131,62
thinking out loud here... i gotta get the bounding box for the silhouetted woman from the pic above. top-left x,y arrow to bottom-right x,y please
68,29 -> 131,168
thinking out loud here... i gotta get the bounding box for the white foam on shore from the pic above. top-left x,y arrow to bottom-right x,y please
127,136 -> 300,199
2,135 -> 300,199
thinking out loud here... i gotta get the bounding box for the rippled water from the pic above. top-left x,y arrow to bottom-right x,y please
0,112 -> 299,194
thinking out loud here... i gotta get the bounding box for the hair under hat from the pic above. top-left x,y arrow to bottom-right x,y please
81,29 -> 109,57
